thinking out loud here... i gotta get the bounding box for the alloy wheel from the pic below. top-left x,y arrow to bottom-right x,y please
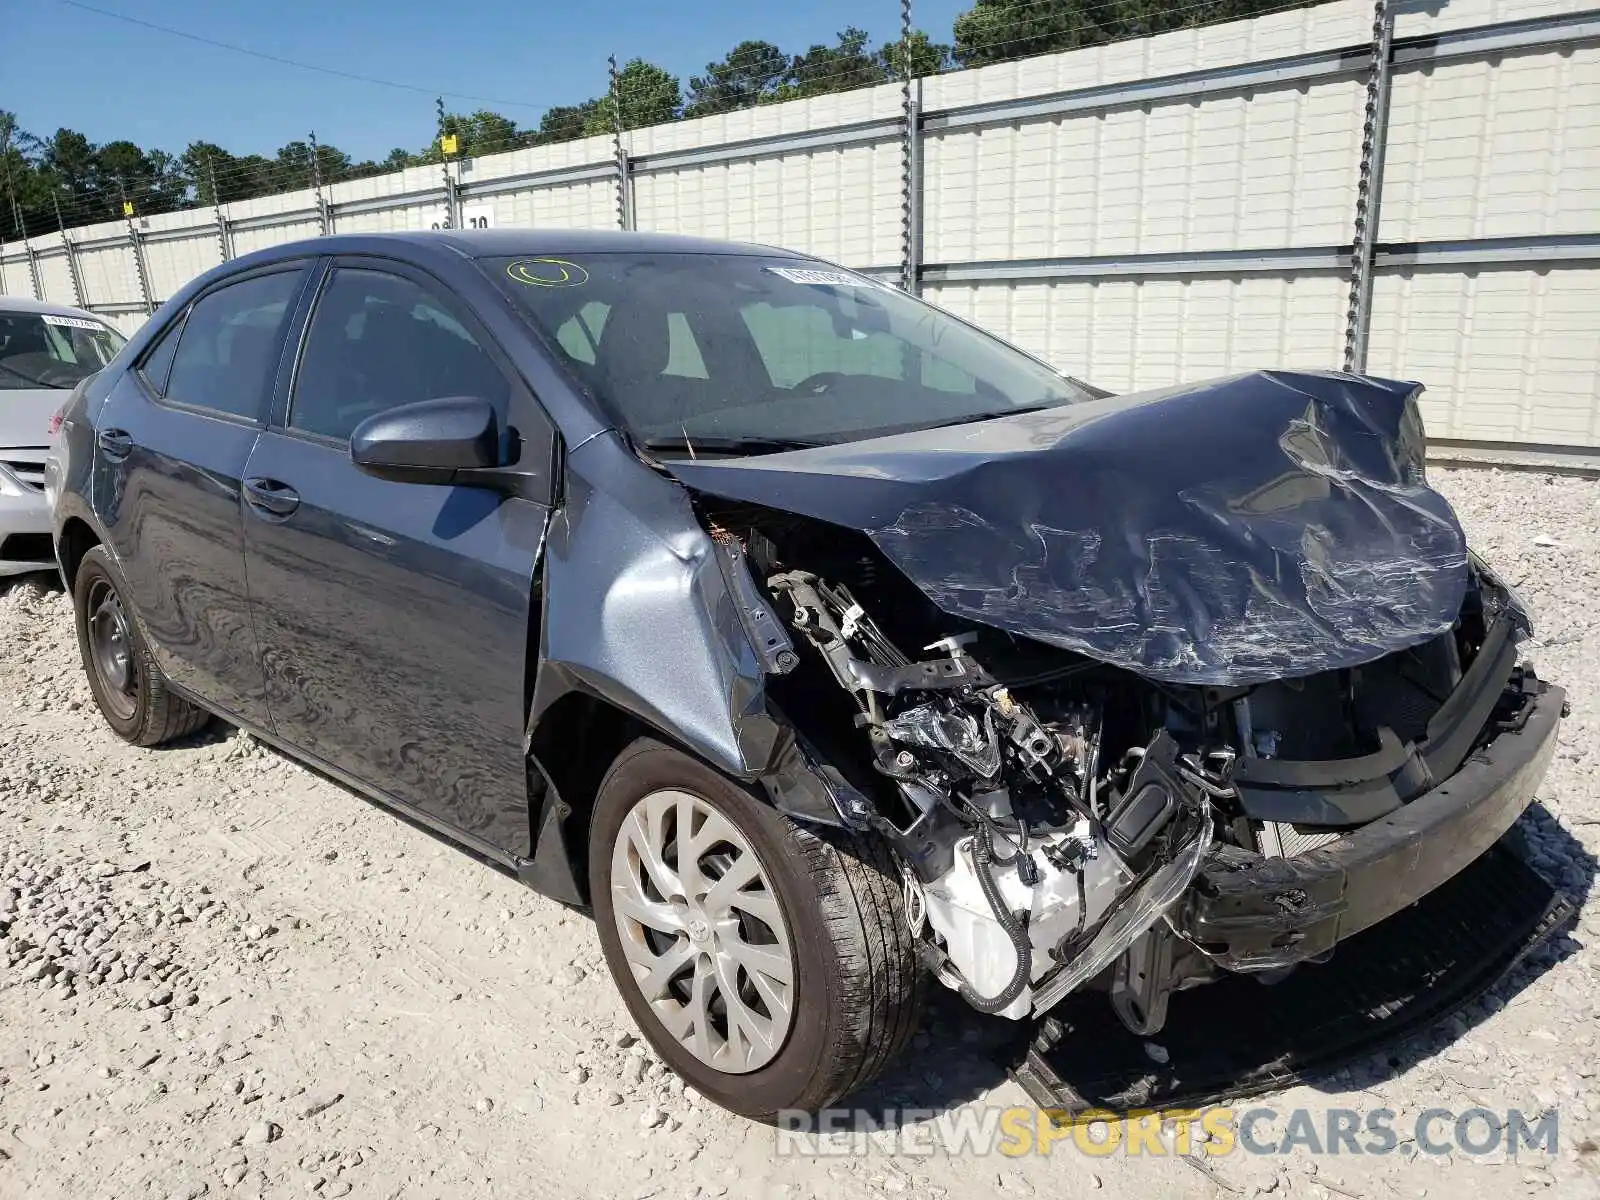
609,788 -> 796,1074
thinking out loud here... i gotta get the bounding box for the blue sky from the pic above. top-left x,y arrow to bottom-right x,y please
11,0 -> 968,161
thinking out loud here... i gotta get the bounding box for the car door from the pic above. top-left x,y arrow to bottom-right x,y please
240,258 -> 555,855
92,264 -> 312,729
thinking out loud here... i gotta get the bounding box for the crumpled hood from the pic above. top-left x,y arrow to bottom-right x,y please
665,370 -> 1470,685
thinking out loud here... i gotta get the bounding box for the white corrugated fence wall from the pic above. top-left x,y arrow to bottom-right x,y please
2,0 -> 1596,456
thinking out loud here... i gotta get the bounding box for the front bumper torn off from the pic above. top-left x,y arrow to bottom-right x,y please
1181,677 -> 1565,971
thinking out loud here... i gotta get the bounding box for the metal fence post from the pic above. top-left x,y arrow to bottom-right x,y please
610,55 -> 635,231
1343,0 -> 1396,374
899,0 -> 923,296
5,190 -> 42,300
208,161 -> 233,261
53,192 -> 86,307
124,203 -> 154,316
22,237 -> 43,301
436,97 -> 459,229
443,166 -> 461,230
309,130 -> 331,235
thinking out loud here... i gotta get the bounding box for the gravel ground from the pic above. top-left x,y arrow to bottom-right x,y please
2,467 -> 1599,1200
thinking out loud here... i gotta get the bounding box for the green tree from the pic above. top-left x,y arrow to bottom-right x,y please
430,109 -> 526,161
231,155 -> 280,200
343,157 -> 393,181
683,41 -> 789,117
587,59 -> 682,134
951,0 -> 1293,65
94,139 -> 187,214
272,140 -> 351,190
0,112 -> 49,234
953,0 -> 1103,66
879,29 -> 952,78
182,141 -> 242,204
535,101 -> 603,144
776,27 -> 889,101
41,128 -> 98,199
461,110 -> 523,156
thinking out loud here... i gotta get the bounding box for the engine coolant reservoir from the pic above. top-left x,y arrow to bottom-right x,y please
921,820 -> 1125,1020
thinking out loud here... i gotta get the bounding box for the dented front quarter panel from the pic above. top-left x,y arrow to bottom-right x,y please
665,370 -> 1471,686
530,432 -> 788,779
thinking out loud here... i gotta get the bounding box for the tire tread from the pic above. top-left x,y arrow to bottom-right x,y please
793,820 -> 926,1105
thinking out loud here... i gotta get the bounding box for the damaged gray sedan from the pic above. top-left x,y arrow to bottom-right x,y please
50,231 -> 1565,1122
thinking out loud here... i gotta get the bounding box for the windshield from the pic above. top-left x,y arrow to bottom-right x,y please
0,309 -> 126,391
484,253 -> 1096,453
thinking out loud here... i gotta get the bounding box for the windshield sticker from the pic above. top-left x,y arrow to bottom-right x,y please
506,258 -> 589,288
766,267 -> 884,288
40,314 -> 104,331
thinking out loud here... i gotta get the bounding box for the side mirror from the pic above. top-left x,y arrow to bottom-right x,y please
350,395 -> 500,485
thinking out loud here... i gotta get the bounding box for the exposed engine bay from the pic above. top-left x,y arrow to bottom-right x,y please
702,500 -> 1538,1032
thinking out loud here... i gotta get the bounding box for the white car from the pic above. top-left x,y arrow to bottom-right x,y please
0,297 -> 127,577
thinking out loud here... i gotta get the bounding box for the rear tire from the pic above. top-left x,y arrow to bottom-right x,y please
589,737 -> 924,1121
73,545 -> 211,747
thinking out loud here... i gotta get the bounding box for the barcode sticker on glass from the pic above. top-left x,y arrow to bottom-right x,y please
765,267 -> 882,288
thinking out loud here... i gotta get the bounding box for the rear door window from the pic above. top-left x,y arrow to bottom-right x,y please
164,270 -> 306,421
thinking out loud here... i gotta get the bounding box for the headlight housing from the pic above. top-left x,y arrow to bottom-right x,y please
1470,550 -> 1534,643
0,462 -> 27,499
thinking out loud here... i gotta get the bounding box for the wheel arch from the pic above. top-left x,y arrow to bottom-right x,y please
57,516 -> 102,591
525,681 -> 865,906
525,689 -> 655,905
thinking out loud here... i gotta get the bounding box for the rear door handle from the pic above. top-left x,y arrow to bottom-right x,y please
97,428 -> 133,461
243,476 -> 301,518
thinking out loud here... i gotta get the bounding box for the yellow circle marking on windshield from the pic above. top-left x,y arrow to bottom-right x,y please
506,258 -> 589,287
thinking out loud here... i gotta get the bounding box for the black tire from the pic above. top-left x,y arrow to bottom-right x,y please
72,544 -> 211,747
589,737 -> 924,1121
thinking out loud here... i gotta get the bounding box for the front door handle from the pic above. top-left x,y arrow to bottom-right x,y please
243,476 -> 301,518
97,427 -> 133,461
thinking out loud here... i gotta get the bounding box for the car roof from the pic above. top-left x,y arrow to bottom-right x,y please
437,228 -> 791,259
0,294 -> 110,323
245,228 -> 797,264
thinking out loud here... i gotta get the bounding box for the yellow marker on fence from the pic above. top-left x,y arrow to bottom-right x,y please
122,200 -> 135,217
440,133 -> 459,157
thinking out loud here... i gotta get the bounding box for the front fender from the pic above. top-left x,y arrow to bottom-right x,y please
530,433 -> 783,777
526,433 -> 854,829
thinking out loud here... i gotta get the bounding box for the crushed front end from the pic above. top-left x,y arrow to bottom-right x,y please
705,503 -> 1564,1036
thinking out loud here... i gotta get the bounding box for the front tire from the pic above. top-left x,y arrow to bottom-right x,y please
72,545 -> 211,746
590,738 -> 924,1121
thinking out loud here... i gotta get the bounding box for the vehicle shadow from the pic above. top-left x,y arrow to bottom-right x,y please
162,721 -> 233,751
1320,801 -> 1594,1094
837,806 -> 1592,1128
0,569 -> 63,598
845,989 -> 1033,1119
